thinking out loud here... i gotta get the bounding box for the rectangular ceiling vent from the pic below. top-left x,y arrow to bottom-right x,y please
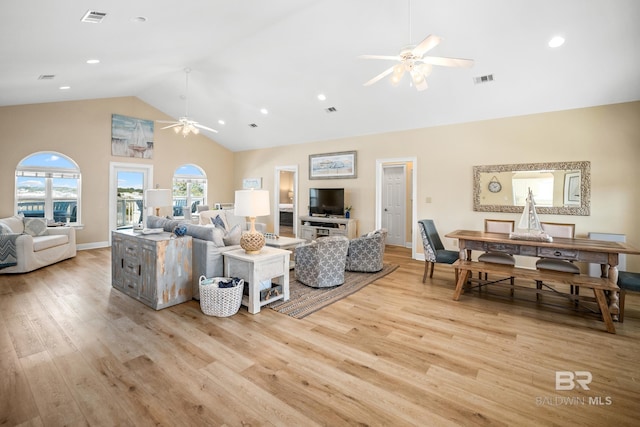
248,123 -> 258,128
38,74 -> 55,80
81,10 -> 107,23
473,74 -> 495,85
325,107 -> 338,113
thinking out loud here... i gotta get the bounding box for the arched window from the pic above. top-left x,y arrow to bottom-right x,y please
172,164 -> 207,217
16,152 -> 82,224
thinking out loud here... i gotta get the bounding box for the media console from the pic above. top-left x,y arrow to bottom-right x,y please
299,215 -> 357,241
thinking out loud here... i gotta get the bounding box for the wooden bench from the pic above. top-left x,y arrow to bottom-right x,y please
452,260 -> 619,333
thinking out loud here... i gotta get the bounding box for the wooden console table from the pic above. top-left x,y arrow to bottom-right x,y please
445,230 -> 640,320
111,230 -> 192,310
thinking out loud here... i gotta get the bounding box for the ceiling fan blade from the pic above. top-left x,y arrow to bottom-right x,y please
363,66 -> 395,86
193,123 -> 218,133
359,54 -> 402,61
160,123 -> 182,130
420,56 -> 474,68
410,70 -> 429,91
157,120 -> 180,124
412,35 -> 442,57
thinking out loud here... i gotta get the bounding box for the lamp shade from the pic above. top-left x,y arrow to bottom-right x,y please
234,190 -> 270,217
145,189 -> 172,208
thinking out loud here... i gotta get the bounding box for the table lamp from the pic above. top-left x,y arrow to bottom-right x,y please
145,189 -> 172,217
234,189 -> 270,254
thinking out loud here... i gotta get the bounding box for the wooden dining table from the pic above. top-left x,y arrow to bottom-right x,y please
445,229 -> 640,320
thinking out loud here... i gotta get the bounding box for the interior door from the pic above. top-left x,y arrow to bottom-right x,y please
382,165 -> 406,246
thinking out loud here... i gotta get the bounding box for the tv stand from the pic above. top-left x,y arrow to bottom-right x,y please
299,215 -> 357,241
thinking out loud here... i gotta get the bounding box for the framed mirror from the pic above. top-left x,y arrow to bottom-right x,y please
473,161 -> 591,215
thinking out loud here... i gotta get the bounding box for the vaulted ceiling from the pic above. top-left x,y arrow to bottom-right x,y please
1,0 -> 639,151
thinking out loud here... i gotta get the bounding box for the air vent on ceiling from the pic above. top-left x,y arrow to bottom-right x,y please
325,106 -> 338,113
473,74 -> 495,85
38,74 -> 55,80
248,123 -> 258,128
81,10 -> 107,23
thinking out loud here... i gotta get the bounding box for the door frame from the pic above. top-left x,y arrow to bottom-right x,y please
381,164 -> 407,247
273,165 -> 299,237
109,162 -> 154,245
375,157 -> 417,259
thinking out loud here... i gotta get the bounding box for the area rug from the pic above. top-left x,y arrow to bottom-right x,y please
267,264 -> 398,319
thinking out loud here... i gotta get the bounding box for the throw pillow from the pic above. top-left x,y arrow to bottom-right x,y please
211,215 -> 226,230
0,222 -> 14,235
23,218 -> 48,236
222,224 -> 242,246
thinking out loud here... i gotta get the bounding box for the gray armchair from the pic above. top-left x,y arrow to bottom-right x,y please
345,229 -> 387,272
295,236 -> 349,288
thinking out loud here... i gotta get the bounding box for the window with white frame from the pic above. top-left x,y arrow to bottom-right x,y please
16,152 -> 81,223
172,164 -> 207,218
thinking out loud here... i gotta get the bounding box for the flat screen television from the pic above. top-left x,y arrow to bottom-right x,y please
309,188 -> 344,216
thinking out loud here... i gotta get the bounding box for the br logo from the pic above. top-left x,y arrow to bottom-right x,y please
555,371 -> 592,390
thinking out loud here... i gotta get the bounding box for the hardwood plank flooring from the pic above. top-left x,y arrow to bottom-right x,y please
1,246 -> 639,426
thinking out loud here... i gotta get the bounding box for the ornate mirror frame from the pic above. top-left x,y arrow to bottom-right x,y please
473,161 -> 591,216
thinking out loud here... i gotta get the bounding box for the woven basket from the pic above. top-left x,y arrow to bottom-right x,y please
199,276 -> 244,317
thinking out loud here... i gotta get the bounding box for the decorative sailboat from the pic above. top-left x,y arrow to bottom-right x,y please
509,188 -> 553,242
128,120 -> 149,154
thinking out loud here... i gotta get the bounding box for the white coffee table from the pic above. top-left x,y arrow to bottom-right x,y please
223,247 -> 290,314
264,236 -> 306,269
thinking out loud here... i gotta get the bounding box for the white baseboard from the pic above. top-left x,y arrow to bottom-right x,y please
77,241 -> 109,251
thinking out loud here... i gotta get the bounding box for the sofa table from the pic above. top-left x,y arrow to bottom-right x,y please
223,247 -> 290,314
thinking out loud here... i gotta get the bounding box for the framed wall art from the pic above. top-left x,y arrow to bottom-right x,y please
309,150 -> 357,180
242,177 -> 263,189
111,114 -> 154,159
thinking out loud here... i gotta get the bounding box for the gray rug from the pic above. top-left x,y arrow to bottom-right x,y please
267,264 -> 398,319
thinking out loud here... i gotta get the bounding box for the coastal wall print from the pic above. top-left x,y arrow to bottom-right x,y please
309,150 -> 357,179
111,114 -> 154,159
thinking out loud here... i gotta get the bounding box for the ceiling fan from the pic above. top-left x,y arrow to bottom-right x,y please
157,68 -> 217,137
359,2 -> 474,91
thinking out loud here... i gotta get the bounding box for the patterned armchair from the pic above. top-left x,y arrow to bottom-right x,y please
294,236 -> 350,288
345,229 -> 387,272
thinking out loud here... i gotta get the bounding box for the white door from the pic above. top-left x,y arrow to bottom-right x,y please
382,165 -> 406,246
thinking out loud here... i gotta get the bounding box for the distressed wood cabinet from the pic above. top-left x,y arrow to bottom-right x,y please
111,230 -> 193,310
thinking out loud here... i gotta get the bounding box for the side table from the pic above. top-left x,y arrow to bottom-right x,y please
264,236 -> 306,269
223,247 -> 290,314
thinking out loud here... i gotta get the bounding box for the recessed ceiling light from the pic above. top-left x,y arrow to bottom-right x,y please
218,120 -> 225,125
86,59 -> 100,64
548,36 -> 565,48
317,94 -> 327,101
59,86 -> 71,90
131,16 -> 147,23
260,108 -> 268,115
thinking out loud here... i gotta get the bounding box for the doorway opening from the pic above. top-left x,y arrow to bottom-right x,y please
274,165 -> 298,237
109,162 -> 153,244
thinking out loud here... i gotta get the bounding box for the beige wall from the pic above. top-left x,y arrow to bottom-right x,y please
2,99 -> 638,270
0,97 -> 235,245
234,101 -> 640,271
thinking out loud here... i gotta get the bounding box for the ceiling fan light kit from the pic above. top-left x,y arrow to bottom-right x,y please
157,68 -> 217,137
361,34 -> 474,92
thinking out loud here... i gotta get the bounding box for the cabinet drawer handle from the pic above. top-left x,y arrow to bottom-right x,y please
138,265 -> 141,275
554,251 -> 562,256
121,259 -> 124,268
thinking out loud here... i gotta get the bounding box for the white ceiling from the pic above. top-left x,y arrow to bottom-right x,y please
1,0 -> 639,152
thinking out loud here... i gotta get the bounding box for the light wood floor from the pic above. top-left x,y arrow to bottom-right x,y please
1,246 -> 639,426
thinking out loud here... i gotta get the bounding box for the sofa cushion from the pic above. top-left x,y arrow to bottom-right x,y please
222,224 -> 242,246
24,218 -> 48,236
184,224 -> 224,247
32,234 -> 69,251
146,215 -> 166,229
1,215 -> 25,234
